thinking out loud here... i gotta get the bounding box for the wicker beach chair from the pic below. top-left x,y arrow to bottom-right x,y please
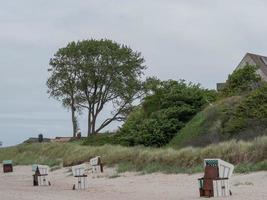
198,159 -> 234,198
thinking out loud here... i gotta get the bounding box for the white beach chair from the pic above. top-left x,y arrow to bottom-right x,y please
72,164 -> 87,190
198,159 -> 234,198
205,159 -> 234,197
32,164 -> 50,186
90,156 -> 103,174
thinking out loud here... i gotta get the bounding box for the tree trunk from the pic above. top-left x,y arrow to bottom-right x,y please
87,110 -> 91,137
71,105 -> 77,138
91,116 -> 96,134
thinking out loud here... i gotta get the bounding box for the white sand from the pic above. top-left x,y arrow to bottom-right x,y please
0,165 -> 266,200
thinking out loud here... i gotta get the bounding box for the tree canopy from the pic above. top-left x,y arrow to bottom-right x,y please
47,39 -> 146,136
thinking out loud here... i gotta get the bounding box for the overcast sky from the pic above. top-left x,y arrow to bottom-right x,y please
1,0 -> 267,146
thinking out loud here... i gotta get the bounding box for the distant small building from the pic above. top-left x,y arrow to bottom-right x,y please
217,53 -> 267,90
51,137 -> 73,143
24,135 -> 85,144
216,82 -> 226,91
23,137 -> 51,144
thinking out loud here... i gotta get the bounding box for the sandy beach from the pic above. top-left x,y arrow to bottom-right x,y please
0,165 -> 266,200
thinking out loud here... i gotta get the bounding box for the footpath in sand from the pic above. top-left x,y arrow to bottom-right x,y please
0,166 -> 266,200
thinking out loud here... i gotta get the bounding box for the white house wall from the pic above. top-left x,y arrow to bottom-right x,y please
236,55 -> 256,70
257,69 -> 267,81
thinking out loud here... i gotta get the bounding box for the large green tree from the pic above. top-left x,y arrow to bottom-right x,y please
48,39 -> 146,136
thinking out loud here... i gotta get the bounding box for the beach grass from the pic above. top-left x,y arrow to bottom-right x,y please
0,136 -> 266,174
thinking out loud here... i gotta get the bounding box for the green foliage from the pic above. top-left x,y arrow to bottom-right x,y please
225,84 -> 267,134
82,133 -> 119,146
118,80 -> 217,147
221,65 -> 261,96
236,84 -> 267,119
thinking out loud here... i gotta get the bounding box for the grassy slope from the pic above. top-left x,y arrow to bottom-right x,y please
170,83 -> 267,149
0,136 -> 266,174
169,95 -> 267,148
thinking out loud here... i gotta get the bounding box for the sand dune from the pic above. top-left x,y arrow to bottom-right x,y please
0,165 -> 266,200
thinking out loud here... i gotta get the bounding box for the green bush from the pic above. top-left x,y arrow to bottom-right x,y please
118,80 -> 217,147
82,133 -> 119,146
221,65 -> 261,97
236,84 -> 267,119
225,83 -> 267,135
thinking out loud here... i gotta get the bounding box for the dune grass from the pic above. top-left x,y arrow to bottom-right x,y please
0,136 -> 266,174
169,96 -> 244,148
